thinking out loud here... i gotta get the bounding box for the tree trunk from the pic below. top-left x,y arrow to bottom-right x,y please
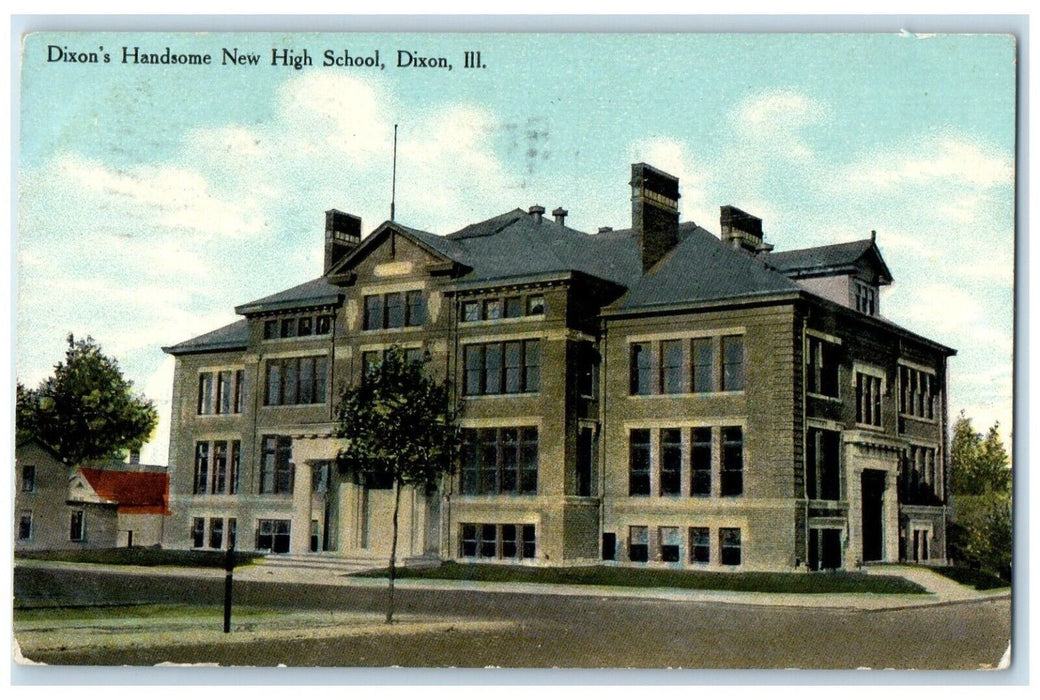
386,479 -> 402,624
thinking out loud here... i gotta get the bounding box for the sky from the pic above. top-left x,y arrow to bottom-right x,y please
16,31 -> 1016,464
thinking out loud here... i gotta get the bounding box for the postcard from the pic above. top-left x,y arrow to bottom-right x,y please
13,27 -> 1015,672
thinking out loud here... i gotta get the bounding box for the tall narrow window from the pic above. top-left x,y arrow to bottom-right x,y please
659,526 -> 681,562
484,343 -> 503,394
690,427 -> 712,497
721,335 -> 745,391
385,292 -> 404,328
720,528 -> 742,565
504,341 -> 522,394
856,372 -> 883,427
461,430 -> 478,495
193,442 -> 210,495
229,441 -> 241,495
520,427 -> 539,495
191,517 -> 205,548
463,345 -> 483,396
364,295 -> 383,330
70,510 -> 85,542
405,290 -> 426,326
807,337 -> 839,398
721,427 -> 744,497
21,465 -> 36,492
660,340 -> 683,394
689,527 -> 710,564
197,373 -> 214,415
234,370 -> 245,414
630,343 -> 652,396
692,338 -> 713,393
500,428 -> 519,494
260,435 -> 293,494
629,429 -> 651,496
212,441 -> 228,494
209,517 -> 224,550
807,428 -> 841,501
18,511 -> 32,541
660,428 -> 682,496
576,426 -> 594,497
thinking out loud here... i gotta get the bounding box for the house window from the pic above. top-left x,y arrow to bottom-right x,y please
229,441 -> 241,495
690,427 -> 712,497
316,314 -> 333,335
856,372 -> 883,427
900,366 -> 937,420
193,442 -> 210,495
720,528 -> 742,566
659,526 -> 681,563
630,343 -> 652,395
692,338 -> 714,393
462,340 -> 540,396
720,427 -> 744,497
385,292 -> 404,328
406,291 -> 426,327
806,428 -> 841,501
209,517 -> 224,550
260,435 -> 294,494
460,427 -> 538,496
191,517 -> 205,548
628,526 -> 649,563
264,313 -> 333,339
462,301 -> 481,322
689,527 -> 710,564
660,340 -> 684,394
198,370 -> 245,415
280,318 -> 297,339
70,510 -> 85,542
807,336 -> 840,398
212,441 -> 228,494
628,429 -> 651,496
297,316 -> 313,337
458,523 -> 536,560
721,335 -> 745,391
363,295 -> 383,330
264,320 -> 278,340
264,356 -> 328,406
21,464 -> 36,492
902,445 -> 940,504
504,296 -> 523,319
256,519 -> 291,553
484,299 -> 503,321
854,280 -> 878,316
526,295 -> 546,316
660,428 -> 682,496
18,511 -> 32,541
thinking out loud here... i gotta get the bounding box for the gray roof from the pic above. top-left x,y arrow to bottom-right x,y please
234,277 -> 344,315
765,238 -> 892,283
162,319 -> 250,355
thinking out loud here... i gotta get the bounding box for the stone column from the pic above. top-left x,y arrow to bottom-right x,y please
883,469 -> 900,563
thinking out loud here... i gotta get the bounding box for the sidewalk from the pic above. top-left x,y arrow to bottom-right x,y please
16,558 -> 1010,611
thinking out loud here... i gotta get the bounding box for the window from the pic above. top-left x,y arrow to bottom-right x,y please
209,517 -> 224,549
460,427 -> 538,496
310,520 -> 320,552
856,372 -> 883,427
212,441 -> 228,494
721,336 -> 745,391
18,511 -> 32,540
602,532 -> 617,561
21,465 -> 36,492
577,343 -> 599,399
660,340 -> 684,394
807,336 -> 840,398
462,340 -> 540,395
484,299 -> 503,321
458,523 -> 536,560
689,527 -> 710,564
229,441 -> 240,495
629,526 -> 649,563
406,290 -> 426,327
264,313 -> 334,340
576,426 -> 594,497
264,356 -> 328,406
526,295 -> 546,316
660,428 -> 682,496
260,435 -> 294,494
659,527 -> 681,563
191,517 -> 205,548
316,314 -> 333,335
280,318 -> 297,338
720,528 -> 742,565
902,445 -> 940,504
228,518 -> 237,550
70,510 -> 85,542
854,280 -> 878,316
630,343 -> 652,395
364,291 -> 425,330
256,519 -> 291,553
298,316 -> 313,337
462,301 -> 480,322
806,429 -> 841,501
690,428 -> 712,497
692,338 -> 713,393
900,366 -> 937,420
721,427 -> 744,497
629,429 -> 651,496
198,370 -> 245,415
264,320 -> 278,340
193,442 -> 210,495
504,296 -> 522,319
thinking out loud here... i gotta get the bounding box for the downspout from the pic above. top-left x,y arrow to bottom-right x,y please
598,315 -> 608,560
801,312 -> 809,571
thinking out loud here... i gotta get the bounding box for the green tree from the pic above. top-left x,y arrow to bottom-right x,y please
335,346 -> 459,623
948,412 -> 1012,582
17,334 -> 159,465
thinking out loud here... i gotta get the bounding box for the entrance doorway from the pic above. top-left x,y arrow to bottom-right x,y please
861,470 -> 887,562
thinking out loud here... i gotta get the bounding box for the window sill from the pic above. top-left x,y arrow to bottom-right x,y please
359,326 -> 424,334
628,390 -> 746,399
807,392 -> 841,402
854,422 -> 885,432
463,392 -> 540,399
195,413 -> 244,418
899,413 -> 939,425
460,315 -> 545,326
261,403 -> 328,409
263,335 -> 332,344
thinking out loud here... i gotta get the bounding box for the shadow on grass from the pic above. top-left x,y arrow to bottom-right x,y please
930,566 -> 1010,591
353,563 -> 927,594
16,548 -> 258,568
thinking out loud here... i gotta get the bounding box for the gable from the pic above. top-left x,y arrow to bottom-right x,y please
327,223 -> 463,281
68,471 -> 111,505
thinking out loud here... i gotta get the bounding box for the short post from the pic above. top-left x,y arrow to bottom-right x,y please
223,539 -> 235,634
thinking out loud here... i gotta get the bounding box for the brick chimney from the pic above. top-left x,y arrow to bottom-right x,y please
631,163 -> 681,272
324,209 -> 362,275
720,205 -> 767,254
553,207 -> 568,225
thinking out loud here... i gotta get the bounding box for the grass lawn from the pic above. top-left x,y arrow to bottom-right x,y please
930,566 -> 1010,591
354,563 -> 927,594
16,548 -> 258,569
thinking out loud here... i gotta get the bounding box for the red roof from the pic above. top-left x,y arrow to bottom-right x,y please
79,468 -> 170,515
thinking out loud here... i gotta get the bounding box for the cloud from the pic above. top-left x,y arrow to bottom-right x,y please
846,134 -> 1013,190
627,137 -> 711,224
732,90 -> 830,161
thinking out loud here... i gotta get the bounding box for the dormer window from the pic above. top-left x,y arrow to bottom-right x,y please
853,280 -> 878,316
